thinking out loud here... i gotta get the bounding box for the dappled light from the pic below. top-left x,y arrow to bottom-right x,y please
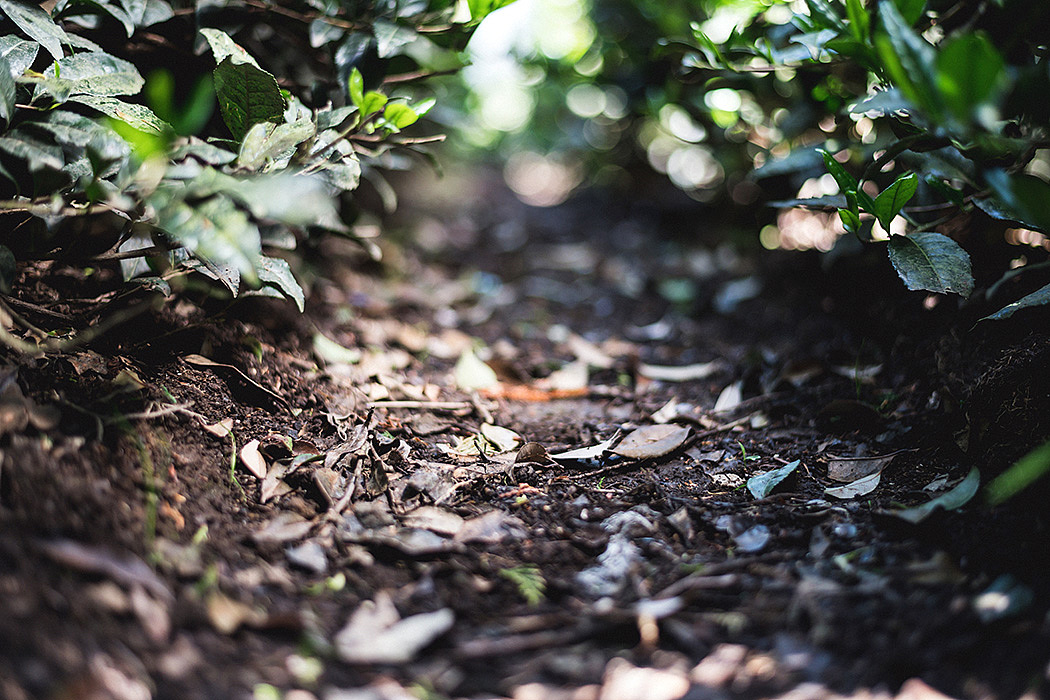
2,1 -> 1050,699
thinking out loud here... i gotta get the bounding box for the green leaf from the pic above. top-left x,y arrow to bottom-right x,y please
888,466 -> 979,523
381,102 -> 418,131
0,0 -> 70,62
200,27 -> 260,68
152,191 -> 261,283
0,53 -> 13,124
35,52 -> 145,100
876,2 -> 940,119
237,116 -> 315,170
256,255 -> 304,312
818,148 -> 876,212
981,282 -> 1050,322
838,207 -> 861,235
347,67 -> 365,110
359,91 -> 387,119
891,0 -> 927,25
212,56 -> 285,141
0,35 -> 39,77
984,170 -> 1050,233
69,95 -> 170,133
747,460 -> 800,499
845,0 -> 869,41
464,0 -> 516,24
373,19 -> 417,58
936,33 -> 1004,125
0,133 -> 64,172
887,231 -> 973,297
498,565 -> 545,606
803,0 -> 846,31
986,441 -> 1050,505
872,172 -> 918,230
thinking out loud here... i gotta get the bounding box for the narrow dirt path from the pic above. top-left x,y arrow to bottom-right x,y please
1,176 -> 1047,700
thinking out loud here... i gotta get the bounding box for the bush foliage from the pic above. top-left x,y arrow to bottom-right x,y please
0,0 -> 507,310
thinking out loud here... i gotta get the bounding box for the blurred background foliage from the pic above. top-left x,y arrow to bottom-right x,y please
439,0 -> 1050,302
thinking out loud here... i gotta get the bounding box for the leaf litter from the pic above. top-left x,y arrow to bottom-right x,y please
4,196 -> 1048,700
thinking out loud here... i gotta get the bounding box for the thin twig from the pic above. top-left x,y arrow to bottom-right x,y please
0,301 -> 154,356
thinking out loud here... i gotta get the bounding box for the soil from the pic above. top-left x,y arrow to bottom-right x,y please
1,170 -> 1049,700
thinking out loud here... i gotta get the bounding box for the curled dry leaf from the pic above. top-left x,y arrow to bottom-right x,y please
612,424 -> 691,460
480,422 -> 523,453
638,360 -> 721,383
825,471 -> 882,499
335,591 -> 455,665
239,438 -> 267,479
550,435 -> 620,464
713,380 -> 743,413
202,418 -> 234,438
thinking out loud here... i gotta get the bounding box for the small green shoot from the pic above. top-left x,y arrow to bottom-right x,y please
738,441 -> 760,461
499,565 -> 546,606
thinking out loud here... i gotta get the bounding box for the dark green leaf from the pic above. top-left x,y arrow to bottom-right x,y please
984,170 -> 1050,233
888,466 -> 979,523
212,56 -> 285,141
838,207 -> 861,234
887,231 -> 973,297
981,282 -> 1050,322
891,0 -> 927,25
876,2 -> 941,119
803,0 -> 846,31
69,95 -> 170,133
872,172 -> 918,230
845,0 -> 869,40
819,148 -> 876,212
0,0 -> 70,61
986,441 -> 1050,505
936,33 -> 1004,125
256,255 -> 304,311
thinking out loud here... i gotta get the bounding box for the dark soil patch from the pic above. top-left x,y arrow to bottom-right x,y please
2,177 -> 1049,700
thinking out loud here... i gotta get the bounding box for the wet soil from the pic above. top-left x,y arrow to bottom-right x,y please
1,173 -> 1049,700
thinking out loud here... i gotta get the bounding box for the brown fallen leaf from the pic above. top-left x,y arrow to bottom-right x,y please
612,424 -> 691,460
239,438 -> 267,479
826,451 -> 904,482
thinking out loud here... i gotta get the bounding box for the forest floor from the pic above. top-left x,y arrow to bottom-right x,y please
1,169 -> 1049,700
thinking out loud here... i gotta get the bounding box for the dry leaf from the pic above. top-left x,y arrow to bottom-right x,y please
713,380 -> 743,413
825,471 -> 882,499
827,453 -> 899,482
612,424 -> 691,460
639,361 -> 721,383
239,439 -> 267,479
202,418 -> 234,438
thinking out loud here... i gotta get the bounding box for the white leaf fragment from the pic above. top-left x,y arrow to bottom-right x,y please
825,471 -> 882,499
335,591 -> 454,664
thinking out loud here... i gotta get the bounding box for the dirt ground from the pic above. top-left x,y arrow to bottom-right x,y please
1,170 -> 1048,700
